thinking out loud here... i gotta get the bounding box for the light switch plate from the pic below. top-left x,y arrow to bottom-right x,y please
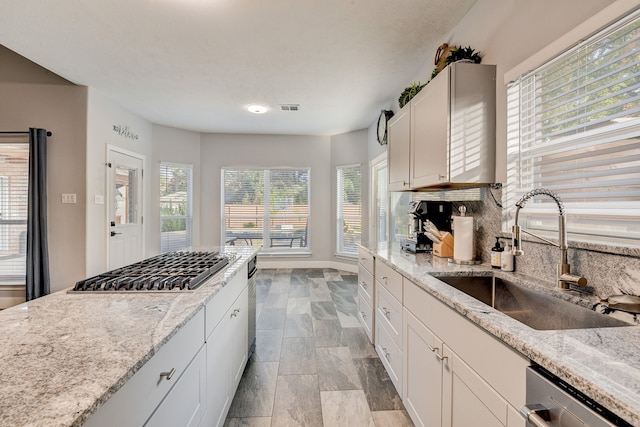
62,193 -> 77,204
94,195 -> 104,205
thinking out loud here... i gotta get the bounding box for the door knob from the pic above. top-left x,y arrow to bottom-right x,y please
110,231 -> 122,237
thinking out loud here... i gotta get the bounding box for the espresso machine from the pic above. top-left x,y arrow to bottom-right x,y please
401,200 -> 452,253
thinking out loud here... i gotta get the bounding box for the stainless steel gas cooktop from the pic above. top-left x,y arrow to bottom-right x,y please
71,251 -> 232,292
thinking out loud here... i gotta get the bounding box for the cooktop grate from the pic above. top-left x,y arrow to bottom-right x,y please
72,251 -> 232,292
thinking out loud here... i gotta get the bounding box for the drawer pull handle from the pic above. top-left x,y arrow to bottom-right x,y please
427,343 -> 448,362
360,281 -> 367,289
382,276 -> 388,284
360,311 -> 367,319
520,404 -> 551,427
231,308 -> 241,317
382,307 -> 391,319
382,347 -> 390,360
160,368 -> 176,381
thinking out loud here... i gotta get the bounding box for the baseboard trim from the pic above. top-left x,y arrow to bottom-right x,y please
256,259 -> 358,274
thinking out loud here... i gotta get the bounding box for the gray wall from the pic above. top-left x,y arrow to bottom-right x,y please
0,79 -> 88,294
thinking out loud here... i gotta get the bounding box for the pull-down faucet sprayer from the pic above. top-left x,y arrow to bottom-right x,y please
511,188 -> 587,291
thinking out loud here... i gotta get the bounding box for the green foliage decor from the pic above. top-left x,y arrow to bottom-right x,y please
431,45 -> 482,80
398,82 -> 427,108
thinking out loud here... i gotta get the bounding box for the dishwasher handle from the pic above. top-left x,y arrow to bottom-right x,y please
520,404 -> 552,427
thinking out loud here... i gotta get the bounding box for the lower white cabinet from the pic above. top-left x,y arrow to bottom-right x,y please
84,309 -> 206,427
201,284 -> 248,427
145,345 -> 207,427
403,309 -> 444,427
392,272 -> 529,427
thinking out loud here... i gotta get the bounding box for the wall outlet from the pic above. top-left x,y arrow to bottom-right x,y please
94,195 -> 104,205
61,193 -> 77,204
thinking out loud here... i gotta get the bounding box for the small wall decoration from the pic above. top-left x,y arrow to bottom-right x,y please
112,124 -> 140,141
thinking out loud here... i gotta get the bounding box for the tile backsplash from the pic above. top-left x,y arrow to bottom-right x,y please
413,186 -> 640,299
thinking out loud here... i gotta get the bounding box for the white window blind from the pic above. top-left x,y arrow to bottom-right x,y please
337,165 -> 361,256
505,10 -> 640,244
0,142 -> 28,283
160,162 -> 193,252
222,168 -> 309,251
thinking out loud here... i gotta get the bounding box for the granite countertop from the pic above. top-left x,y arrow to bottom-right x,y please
0,247 -> 258,427
363,245 -> 640,426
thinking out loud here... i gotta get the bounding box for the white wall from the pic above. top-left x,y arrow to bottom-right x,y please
151,124 -> 202,254
199,133 -> 332,264
86,89 -> 153,276
0,82 -> 88,295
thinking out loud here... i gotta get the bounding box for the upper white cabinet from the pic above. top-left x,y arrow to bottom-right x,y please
388,62 -> 496,191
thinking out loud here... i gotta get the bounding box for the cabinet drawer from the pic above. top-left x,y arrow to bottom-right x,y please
376,283 -> 402,348
375,260 -> 403,302
145,344 -> 206,427
205,263 -> 247,339
358,296 -> 374,343
375,317 -> 402,395
358,265 -> 374,308
358,247 -> 374,275
85,309 -> 205,427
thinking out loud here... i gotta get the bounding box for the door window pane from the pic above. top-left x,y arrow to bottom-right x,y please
114,166 -> 137,225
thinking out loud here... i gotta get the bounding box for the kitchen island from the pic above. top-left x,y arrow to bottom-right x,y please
0,247 -> 258,427
362,245 -> 640,426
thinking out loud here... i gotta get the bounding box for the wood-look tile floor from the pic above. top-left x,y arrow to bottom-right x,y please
224,268 -> 415,427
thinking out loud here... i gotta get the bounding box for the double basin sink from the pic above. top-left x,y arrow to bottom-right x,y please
433,274 -> 631,330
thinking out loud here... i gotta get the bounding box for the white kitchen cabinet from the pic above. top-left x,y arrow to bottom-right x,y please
84,309 -> 206,427
201,270 -> 249,427
145,344 -> 207,427
374,260 -> 404,395
403,309 -> 444,427
387,62 -> 496,191
387,108 -> 411,191
357,247 -> 375,342
392,272 -> 529,427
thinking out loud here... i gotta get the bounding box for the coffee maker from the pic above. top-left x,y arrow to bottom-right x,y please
401,200 -> 452,253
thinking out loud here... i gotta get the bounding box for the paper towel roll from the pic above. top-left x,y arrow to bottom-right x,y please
453,216 -> 474,261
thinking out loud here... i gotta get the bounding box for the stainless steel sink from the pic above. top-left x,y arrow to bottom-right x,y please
435,275 -> 632,330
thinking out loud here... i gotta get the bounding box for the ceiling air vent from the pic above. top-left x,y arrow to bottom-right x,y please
280,104 -> 300,111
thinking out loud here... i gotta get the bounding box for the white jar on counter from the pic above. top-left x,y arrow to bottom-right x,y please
501,244 -> 514,272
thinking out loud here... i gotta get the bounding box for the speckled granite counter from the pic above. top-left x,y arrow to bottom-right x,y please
0,247 -> 258,427
364,246 -> 640,426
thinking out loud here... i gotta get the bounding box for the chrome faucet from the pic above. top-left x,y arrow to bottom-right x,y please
511,188 -> 587,291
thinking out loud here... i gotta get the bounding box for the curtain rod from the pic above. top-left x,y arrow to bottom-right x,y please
0,130 -> 53,137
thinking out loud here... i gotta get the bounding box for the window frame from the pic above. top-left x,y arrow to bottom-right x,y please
504,8 -> 640,246
221,167 -> 311,254
159,161 -> 193,253
336,163 -> 362,257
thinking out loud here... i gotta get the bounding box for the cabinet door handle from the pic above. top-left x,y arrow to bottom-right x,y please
231,308 -> 240,317
428,343 -> 448,362
382,276 -> 388,283
159,368 -> 176,381
403,181 -> 409,187
382,307 -> 391,319
360,311 -> 367,319
360,281 -> 367,289
382,347 -> 390,360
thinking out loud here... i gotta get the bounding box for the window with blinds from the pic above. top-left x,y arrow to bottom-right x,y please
505,10 -> 640,245
222,168 -> 310,251
337,165 -> 361,256
0,142 -> 29,284
160,162 -> 193,252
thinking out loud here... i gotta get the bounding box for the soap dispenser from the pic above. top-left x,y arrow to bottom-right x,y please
501,243 -> 514,272
491,237 -> 503,269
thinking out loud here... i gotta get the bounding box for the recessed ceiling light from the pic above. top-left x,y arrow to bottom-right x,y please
247,105 -> 268,114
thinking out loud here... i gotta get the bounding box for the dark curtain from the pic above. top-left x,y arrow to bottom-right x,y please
26,128 -> 50,301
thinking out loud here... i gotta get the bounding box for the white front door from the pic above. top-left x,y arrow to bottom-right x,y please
108,149 -> 144,270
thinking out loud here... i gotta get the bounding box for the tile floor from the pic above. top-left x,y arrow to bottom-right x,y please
223,268 -> 415,427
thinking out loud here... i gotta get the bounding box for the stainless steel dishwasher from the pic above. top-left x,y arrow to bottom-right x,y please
247,255 -> 257,358
521,366 -> 632,427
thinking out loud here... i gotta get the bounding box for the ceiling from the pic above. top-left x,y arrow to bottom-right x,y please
0,0 -> 477,136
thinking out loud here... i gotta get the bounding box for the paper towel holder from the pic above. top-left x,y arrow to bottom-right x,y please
450,205 -> 481,265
